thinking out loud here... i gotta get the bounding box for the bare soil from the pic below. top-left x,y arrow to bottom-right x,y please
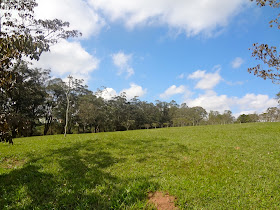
148,191 -> 178,210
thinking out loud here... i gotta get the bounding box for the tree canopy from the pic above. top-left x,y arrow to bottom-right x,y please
0,0 -> 81,143
0,0 -> 81,69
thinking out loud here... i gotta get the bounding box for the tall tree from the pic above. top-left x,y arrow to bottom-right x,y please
0,0 -> 80,142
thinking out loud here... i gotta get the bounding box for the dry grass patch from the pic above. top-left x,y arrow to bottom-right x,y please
1,157 -> 26,169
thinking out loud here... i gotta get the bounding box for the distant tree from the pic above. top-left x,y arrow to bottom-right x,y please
222,110 -> 234,124
208,110 -> 221,125
155,100 -> 171,127
144,124 -> 150,129
77,93 -> 105,133
189,106 -> 207,126
151,122 -> 158,129
237,113 -> 259,123
266,107 -> 280,122
248,0 -> 280,83
168,100 -> 179,126
122,120 -> 135,131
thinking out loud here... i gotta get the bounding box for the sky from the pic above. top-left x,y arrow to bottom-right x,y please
31,0 -> 280,117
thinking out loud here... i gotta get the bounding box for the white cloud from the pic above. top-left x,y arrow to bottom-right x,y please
235,94 -> 277,112
188,68 -> 222,90
90,0 -> 248,37
231,57 -> 244,69
160,85 -> 187,99
121,83 -> 147,100
226,81 -> 244,86
35,0 -> 105,38
97,88 -> 118,100
98,83 -> 147,100
112,52 -> 135,78
185,90 -> 232,113
184,91 -> 277,115
32,40 -> 99,82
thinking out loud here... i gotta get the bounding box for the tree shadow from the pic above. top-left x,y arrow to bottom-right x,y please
0,140 -> 158,209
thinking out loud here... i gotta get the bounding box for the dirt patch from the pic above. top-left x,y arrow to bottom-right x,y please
148,191 -> 178,210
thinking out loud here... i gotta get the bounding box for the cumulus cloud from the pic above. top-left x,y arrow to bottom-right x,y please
112,52 -> 135,78
98,83 -> 146,100
121,83 -> 147,100
32,40 -> 99,82
235,93 -> 277,112
160,85 -> 187,99
184,91 -> 277,115
185,90 -> 232,113
90,0 -> 247,37
35,0 -> 105,38
184,66 -> 277,115
188,68 -> 222,90
231,57 -> 244,69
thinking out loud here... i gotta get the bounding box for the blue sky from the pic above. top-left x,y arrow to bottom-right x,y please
32,0 -> 280,116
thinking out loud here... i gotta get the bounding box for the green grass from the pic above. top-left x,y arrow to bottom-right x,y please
1,122 -> 280,209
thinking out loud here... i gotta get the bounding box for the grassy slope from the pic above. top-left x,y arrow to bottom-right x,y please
1,122 -> 280,209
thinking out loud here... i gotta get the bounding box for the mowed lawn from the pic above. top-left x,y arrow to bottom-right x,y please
1,123 -> 280,209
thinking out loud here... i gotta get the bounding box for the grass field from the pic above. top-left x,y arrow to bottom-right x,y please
1,122 -> 280,209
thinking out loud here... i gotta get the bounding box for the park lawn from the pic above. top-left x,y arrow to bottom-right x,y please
1,122 -> 280,209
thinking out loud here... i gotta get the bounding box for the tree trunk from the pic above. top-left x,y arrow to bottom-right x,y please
64,93 -> 70,137
44,115 -> 52,135
64,77 -> 71,137
30,121 -> 34,136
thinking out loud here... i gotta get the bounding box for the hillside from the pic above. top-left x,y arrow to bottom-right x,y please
1,123 -> 280,209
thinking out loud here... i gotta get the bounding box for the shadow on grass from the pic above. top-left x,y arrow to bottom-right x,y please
118,137 -> 191,162
0,140 -> 158,209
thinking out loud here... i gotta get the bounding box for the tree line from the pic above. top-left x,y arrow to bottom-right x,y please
1,62 -> 279,140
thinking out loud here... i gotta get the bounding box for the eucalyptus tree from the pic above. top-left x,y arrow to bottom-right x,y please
77,93 -> 105,133
189,106 -> 207,126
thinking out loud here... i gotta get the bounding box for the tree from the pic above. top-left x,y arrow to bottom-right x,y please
63,76 -> 85,137
77,93 -> 105,133
266,107 -> 280,121
0,0 -> 80,142
248,0 -> 280,83
237,113 -> 259,123
44,78 -> 66,135
0,61 -> 50,137
188,106 -> 207,126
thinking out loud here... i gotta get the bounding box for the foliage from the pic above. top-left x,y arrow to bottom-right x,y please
1,123 -> 280,208
248,0 -> 280,83
237,113 -> 259,123
0,0 -> 81,69
0,62 -> 50,137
